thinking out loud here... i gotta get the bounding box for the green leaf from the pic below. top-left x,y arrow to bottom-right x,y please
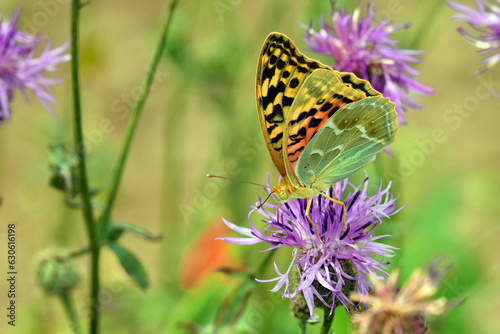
213,272 -> 256,331
107,222 -> 163,242
108,242 -> 149,290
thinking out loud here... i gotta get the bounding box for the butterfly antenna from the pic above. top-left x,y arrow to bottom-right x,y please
256,190 -> 275,210
206,174 -> 270,189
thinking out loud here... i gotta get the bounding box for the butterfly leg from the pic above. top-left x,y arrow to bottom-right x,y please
277,202 -> 280,224
305,198 -> 324,246
320,193 -> 347,230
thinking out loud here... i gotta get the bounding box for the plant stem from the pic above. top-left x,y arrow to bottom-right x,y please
256,248 -> 277,276
407,0 -> 447,50
319,308 -> 334,334
67,246 -> 91,258
70,1 -> 99,333
298,319 -> 307,334
60,292 -> 81,334
99,0 -> 180,236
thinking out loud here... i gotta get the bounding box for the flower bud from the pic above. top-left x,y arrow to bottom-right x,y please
36,250 -> 81,295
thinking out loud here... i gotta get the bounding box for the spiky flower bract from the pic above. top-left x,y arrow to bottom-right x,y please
219,174 -> 402,318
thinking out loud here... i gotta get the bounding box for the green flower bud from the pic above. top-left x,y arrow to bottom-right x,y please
36,250 -> 81,295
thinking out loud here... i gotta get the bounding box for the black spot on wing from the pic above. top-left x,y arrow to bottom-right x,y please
289,145 -> 304,156
289,127 -> 307,140
277,59 -> 285,70
267,123 -> 278,133
266,104 -> 283,123
269,55 -> 278,65
307,108 -> 318,117
261,61 -> 276,82
342,96 -> 353,103
270,131 -> 283,144
261,80 -> 286,110
282,95 -> 294,107
289,111 -> 308,126
320,102 -> 333,111
297,66 -> 309,73
307,61 -> 320,69
340,74 -> 376,96
328,107 -> 340,117
309,117 -> 322,127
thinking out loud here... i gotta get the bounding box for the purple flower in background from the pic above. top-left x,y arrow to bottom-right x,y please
448,0 -> 500,73
219,174 -> 402,318
0,8 -> 70,124
302,1 -> 433,125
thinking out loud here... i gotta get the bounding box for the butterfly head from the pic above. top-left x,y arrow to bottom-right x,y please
271,179 -> 293,203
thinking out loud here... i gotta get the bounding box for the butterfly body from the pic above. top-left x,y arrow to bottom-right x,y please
256,33 -> 398,235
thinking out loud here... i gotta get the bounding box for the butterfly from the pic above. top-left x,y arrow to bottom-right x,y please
256,32 -> 399,238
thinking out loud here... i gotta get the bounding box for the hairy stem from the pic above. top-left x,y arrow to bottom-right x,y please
70,1 -> 99,332
60,292 -> 81,334
99,0 -> 181,236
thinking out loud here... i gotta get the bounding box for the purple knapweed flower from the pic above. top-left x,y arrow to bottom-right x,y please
448,0 -> 500,73
302,1 -> 433,125
0,8 -> 70,124
219,174 -> 402,318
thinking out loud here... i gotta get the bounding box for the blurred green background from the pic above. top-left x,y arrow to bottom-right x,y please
1,0 -> 499,333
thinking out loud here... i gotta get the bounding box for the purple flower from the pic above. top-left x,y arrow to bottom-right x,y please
448,0 -> 500,73
219,174 -> 402,318
302,1 -> 433,125
0,8 -> 70,124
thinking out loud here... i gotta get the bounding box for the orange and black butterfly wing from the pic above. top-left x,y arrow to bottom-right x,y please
284,70 -> 383,180
285,69 -> 398,188
256,32 -> 332,177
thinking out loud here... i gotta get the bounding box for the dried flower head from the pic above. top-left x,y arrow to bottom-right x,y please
350,262 -> 454,334
0,8 -> 70,124
219,174 -> 402,318
448,0 -> 500,73
303,1 -> 433,125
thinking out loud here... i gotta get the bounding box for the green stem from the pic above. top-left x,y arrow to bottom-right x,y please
319,308 -> 334,334
99,0 -> 180,236
60,292 -> 81,334
67,246 -> 91,259
70,1 -> 100,333
298,319 -> 307,334
407,0 -> 447,50
256,248 -> 277,276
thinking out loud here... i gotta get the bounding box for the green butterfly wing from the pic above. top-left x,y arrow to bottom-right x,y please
295,77 -> 399,188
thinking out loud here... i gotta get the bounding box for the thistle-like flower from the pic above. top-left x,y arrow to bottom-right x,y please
448,0 -> 500,72
0,8 -> 70,124
302,1 -> 433,125
350,262 -> 454,334
219,174 -> 402,318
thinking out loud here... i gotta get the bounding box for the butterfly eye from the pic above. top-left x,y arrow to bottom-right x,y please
279,190 -> 289,201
